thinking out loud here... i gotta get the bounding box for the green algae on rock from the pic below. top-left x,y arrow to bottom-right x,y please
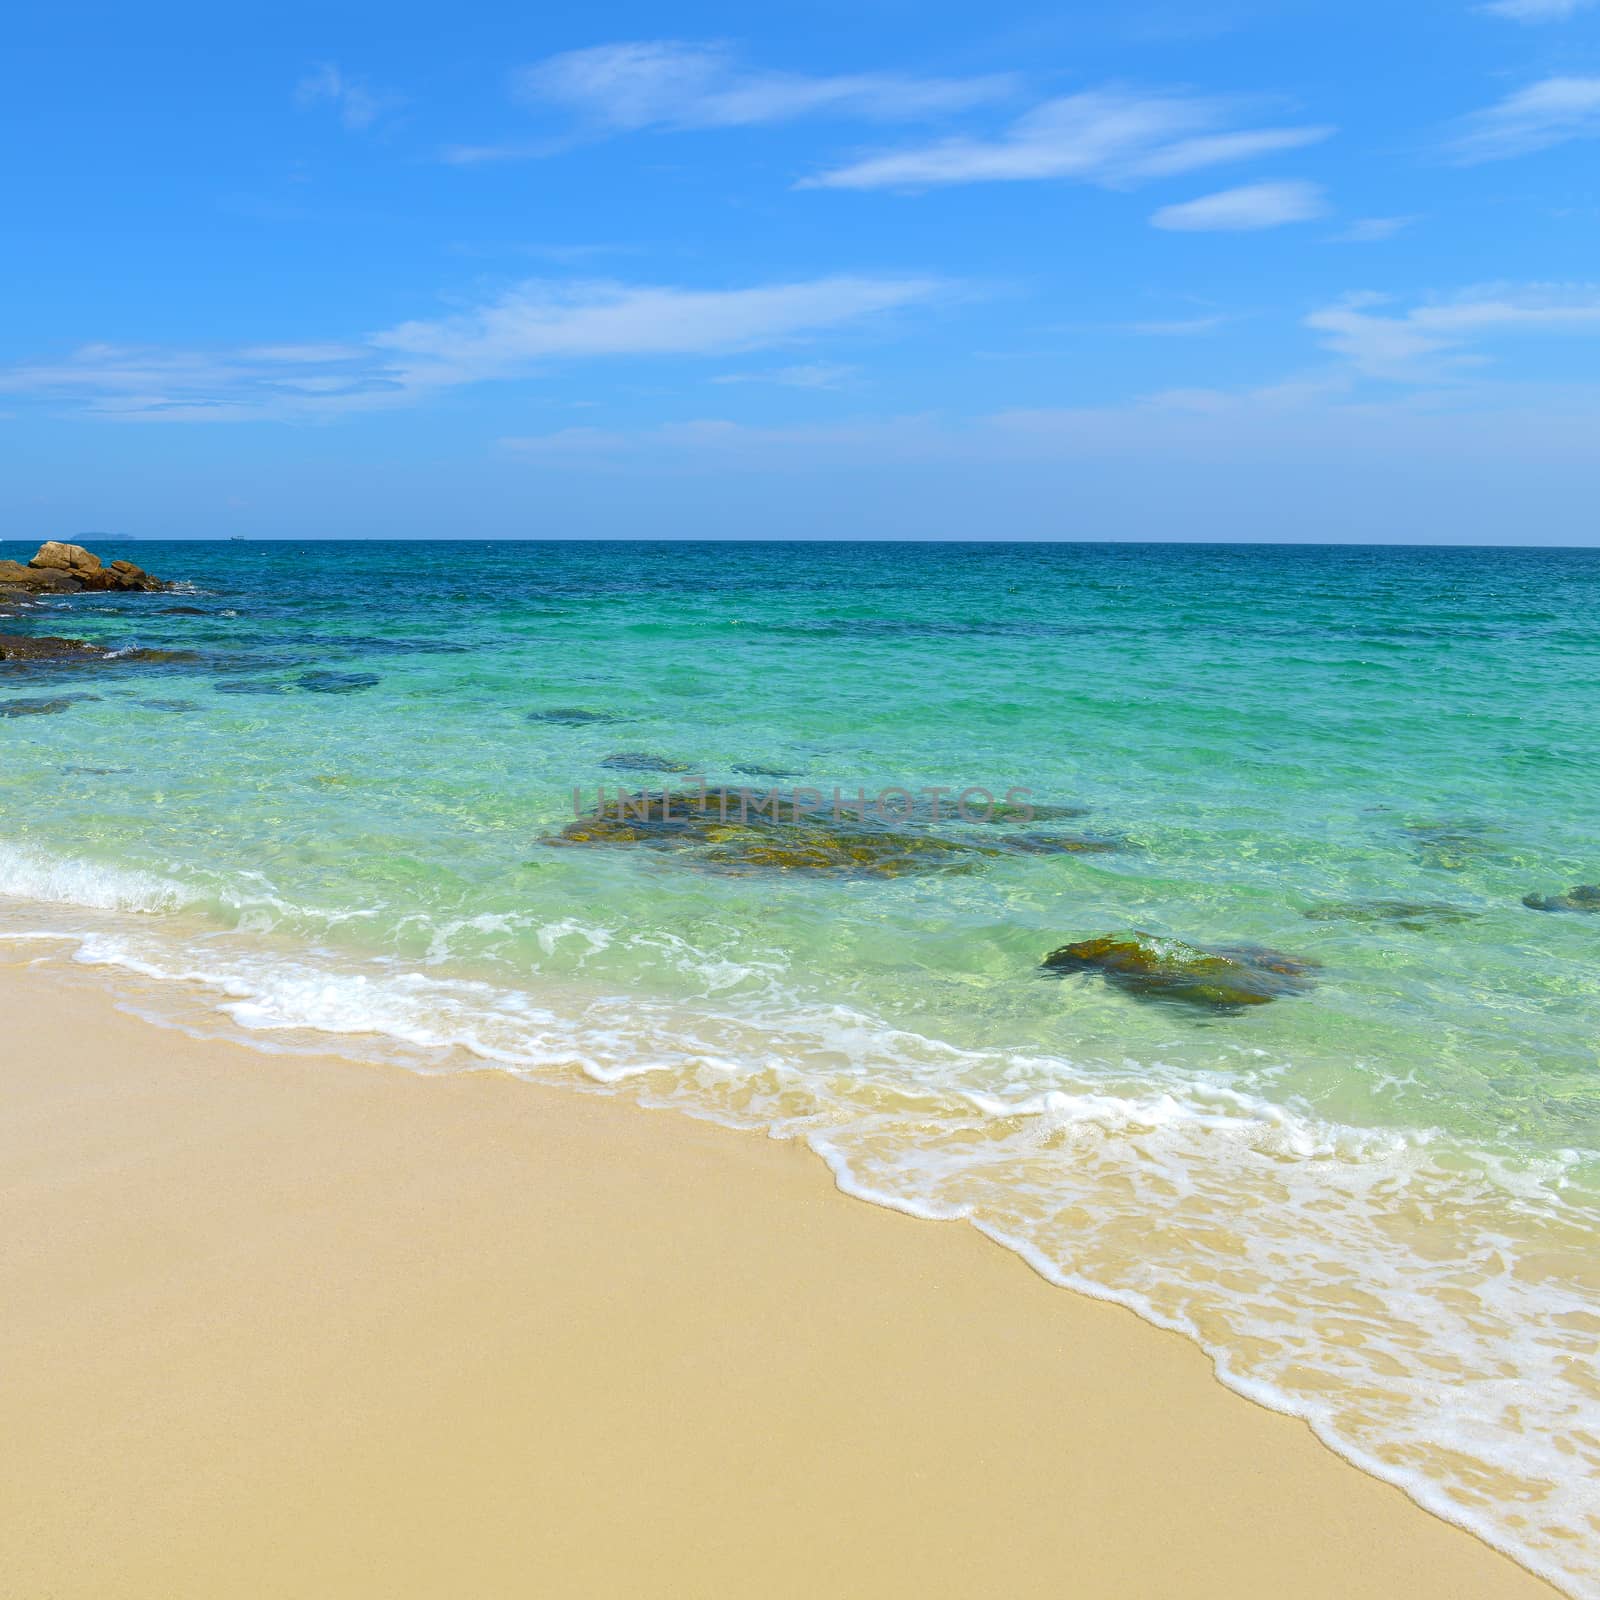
1522,885 -> 1600,914
1042,932 -> 1318,1010
545,785 -> 999,878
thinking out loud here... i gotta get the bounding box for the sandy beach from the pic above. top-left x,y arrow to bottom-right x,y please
0,950 -> 1557,1599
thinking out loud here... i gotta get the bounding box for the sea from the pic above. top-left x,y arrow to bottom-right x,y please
2,539 -> 1597,1594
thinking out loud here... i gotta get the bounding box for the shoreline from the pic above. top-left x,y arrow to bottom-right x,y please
0,946 -> 1559,1598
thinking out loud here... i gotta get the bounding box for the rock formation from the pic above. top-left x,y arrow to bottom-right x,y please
0,542 -> 168,598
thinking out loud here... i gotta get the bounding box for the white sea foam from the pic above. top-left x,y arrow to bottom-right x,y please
0,842 -> 194,915
1,855 -> 1597,1598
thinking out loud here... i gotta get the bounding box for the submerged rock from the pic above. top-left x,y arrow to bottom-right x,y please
122,647 -> 199,664
600,751 -> 696,773
0,633 -> 194,670
979,801 -> 1091,823
1042,932 -> 1317,1011
527,707 -> 625,725
697,831 -> 981,878
732,762 -> 804,779
0,693 -> 100,717
545,786 -> 997,879
1400,820 -> 1502,872
297,670 -> 379,694
999,832 -> 1123,856
544,786 -> 1130,879
1522,885 -> 1600,915
0,633 -> 107,662
1303,899 -> 1480,930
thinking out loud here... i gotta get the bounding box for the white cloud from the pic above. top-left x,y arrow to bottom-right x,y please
1306,284 -> 1600,380
1477,0 -> 1594,20
0,276 -> 941,422
1151,180 -> 1327,231
801,88 -> 1332,190
1448,76 -> 1600,161
1330,216 -> 1417,243
295,64 -> 402,131
513,41 -> 1015,133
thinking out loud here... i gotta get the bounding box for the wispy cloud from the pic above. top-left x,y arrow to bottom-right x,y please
496,381 -> 1600,474
1477,0 -> 1594,20
513,40 -> 1015,133
0,277 -> 941,422
1151,180 -> 1327,231
800,88 -> 1332,190
371,277 -> 938,388
0,343 -> 388,424
711,361 -> 860,389
1127,313 -> 1232,335
294,63 -> 403,132
1306,283 -> 1600,380
1329,216 -> 1417,243
1447,76 -> 1600,161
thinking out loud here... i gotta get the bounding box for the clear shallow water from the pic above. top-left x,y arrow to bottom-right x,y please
3,539 -> 1598,1592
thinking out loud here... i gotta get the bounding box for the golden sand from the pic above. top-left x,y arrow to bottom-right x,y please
0,954 -> 1556,1598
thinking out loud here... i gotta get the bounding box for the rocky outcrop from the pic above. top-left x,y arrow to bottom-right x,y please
0,542 -> 168,596
30,541 -> 104,577
1042,932 -> 1317,1010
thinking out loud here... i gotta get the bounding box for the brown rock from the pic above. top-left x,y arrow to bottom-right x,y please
15,569 -> 82,593
30,541 -> 103,577
4,545 -> 167,593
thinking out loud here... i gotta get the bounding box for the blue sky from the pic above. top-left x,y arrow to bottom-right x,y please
4,0 -> 1599,541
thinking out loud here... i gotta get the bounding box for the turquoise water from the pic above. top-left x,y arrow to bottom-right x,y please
4,540 -> 1599,1592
